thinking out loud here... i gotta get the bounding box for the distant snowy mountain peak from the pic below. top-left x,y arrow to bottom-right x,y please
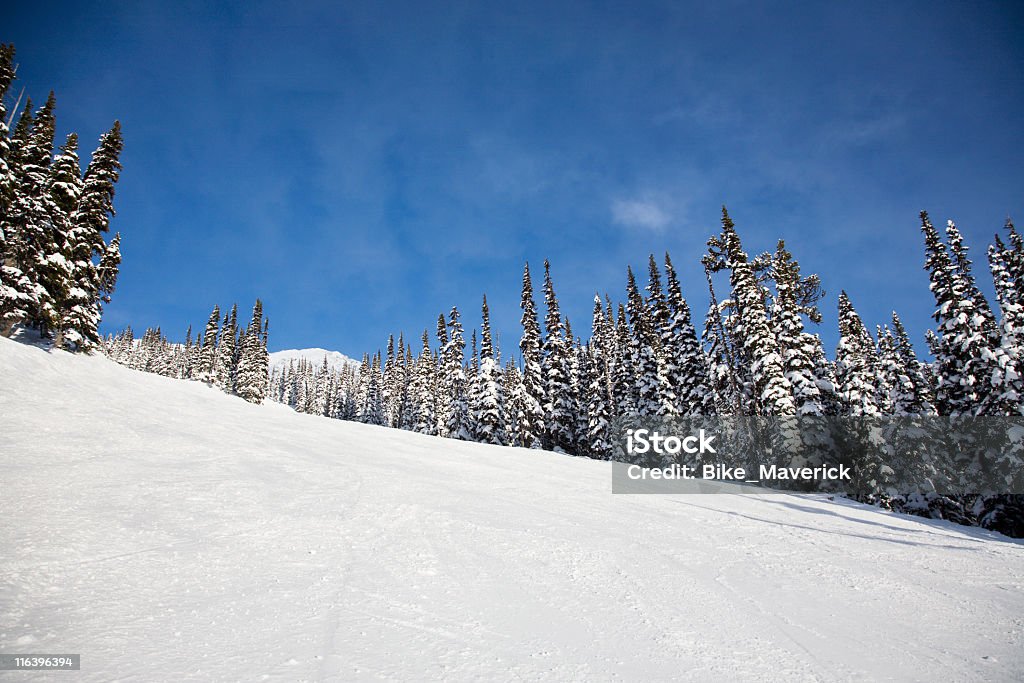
269,348 -> 358,372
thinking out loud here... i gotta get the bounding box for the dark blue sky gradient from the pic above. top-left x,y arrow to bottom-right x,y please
7,1 -> 1024,357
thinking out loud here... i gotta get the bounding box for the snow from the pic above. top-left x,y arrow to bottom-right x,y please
269,347 -> 358,373
1,335 -> 1023,681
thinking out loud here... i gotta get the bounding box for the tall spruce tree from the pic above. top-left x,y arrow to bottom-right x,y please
442,306 -> 471,440
518,263 -> 545,448
766,240 -> 827,416
705,208 -> 795,415
235,299 -> 269,403
0,94 -> 38,335
215,304 -> 238,392
663,253 -> 710,415
541,260 -> 575,453
46,134 -> 85,349
197,305 -> 220,383
473,295 -> 504,444
626,265 -> 661,417
409,330 -> 437,435
835,291 -> 882,416
586,295 -> 614,459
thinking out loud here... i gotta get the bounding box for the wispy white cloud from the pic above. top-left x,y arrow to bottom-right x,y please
611,198 -> 672,231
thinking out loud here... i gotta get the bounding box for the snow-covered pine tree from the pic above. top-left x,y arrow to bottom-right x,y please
611,302 -> 637,416
571,333 -> 592,452
644,256 -> 679,418
626,265 -> 662,417
235,299 -> 269,404
887,312 -> 937,415
705,208 -> 795,416
390,332 -> 410,429
442,307 -> 472,440
502,358 -> 523,446
353,354 -> 370,418
517,263 -> 545,448
363,351 -> 385,425
834,291 -> 896,501
64,121 -> 122,348
324,368 -> 339,418
24,95 -> 66,338
561,316 -> 589,449
541,260 -> 575,453
312,357 -> 331,416
586,295 -> 614,459
434,313 -> 450,435
473,295 -> 504,445
2,95 -> 55,336
45,134 -> 86,350
766,240 -> 827,417
663,253 -> 710,415
0,93 -> 38,336
944,219 -> 1018,415
196,305 -> 220,383
94,232 -> 121,312
408,330 -> 437,434
988,230 -> 1024,413
922,212 -> 995,415
382,334 -> 397,427
835,291 -> 882,417
0,44 -> 14,217
214,304 -> 238,392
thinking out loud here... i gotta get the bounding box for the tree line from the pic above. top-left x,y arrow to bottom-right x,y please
268,208 -> 1024,536
105,300 -> 270,404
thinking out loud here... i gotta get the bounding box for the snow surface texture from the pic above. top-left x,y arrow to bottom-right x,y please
269,348 -> 357,373
1,336 -> 1023,682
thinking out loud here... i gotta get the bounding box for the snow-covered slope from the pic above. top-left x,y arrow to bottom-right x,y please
269,347 -> 357,373
1,336 -> 1022,682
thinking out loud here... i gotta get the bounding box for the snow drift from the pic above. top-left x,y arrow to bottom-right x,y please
1,336 -> 1022,681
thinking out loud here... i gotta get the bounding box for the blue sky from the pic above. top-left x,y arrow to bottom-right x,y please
7,1 -> 1024,357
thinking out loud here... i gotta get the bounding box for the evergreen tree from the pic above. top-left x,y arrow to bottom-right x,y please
586,296 -> 614,459
361,352 -> 385,425
46,134 -> 85,349
0,44 -> 15,217
0,94 -> 38,335
502,358 -> 524,446
835,291 -> 882,416
664,253 -> 710,415
922,212 -> 1001,414
473,295 -> 504,444
215,304 -> 238,392
541,260 -> 575,453
235,299 -> 269,403
705,208 -> 795,415
988,230 -> 1024,413
197,305 -> 220,383
886,312 -> 937,415
644,256 -> 679,417
517,263 -> 545,448
611,302 -> 637,416
766,240 -> 827,416
627,265 -> 662,416
442,306 -> 471,440
409,330 -> 437,434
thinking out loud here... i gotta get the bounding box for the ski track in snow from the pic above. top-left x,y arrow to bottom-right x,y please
1,336 -> 1022,681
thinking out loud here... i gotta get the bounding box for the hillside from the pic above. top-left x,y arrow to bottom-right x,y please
1,336 -> 1022,681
